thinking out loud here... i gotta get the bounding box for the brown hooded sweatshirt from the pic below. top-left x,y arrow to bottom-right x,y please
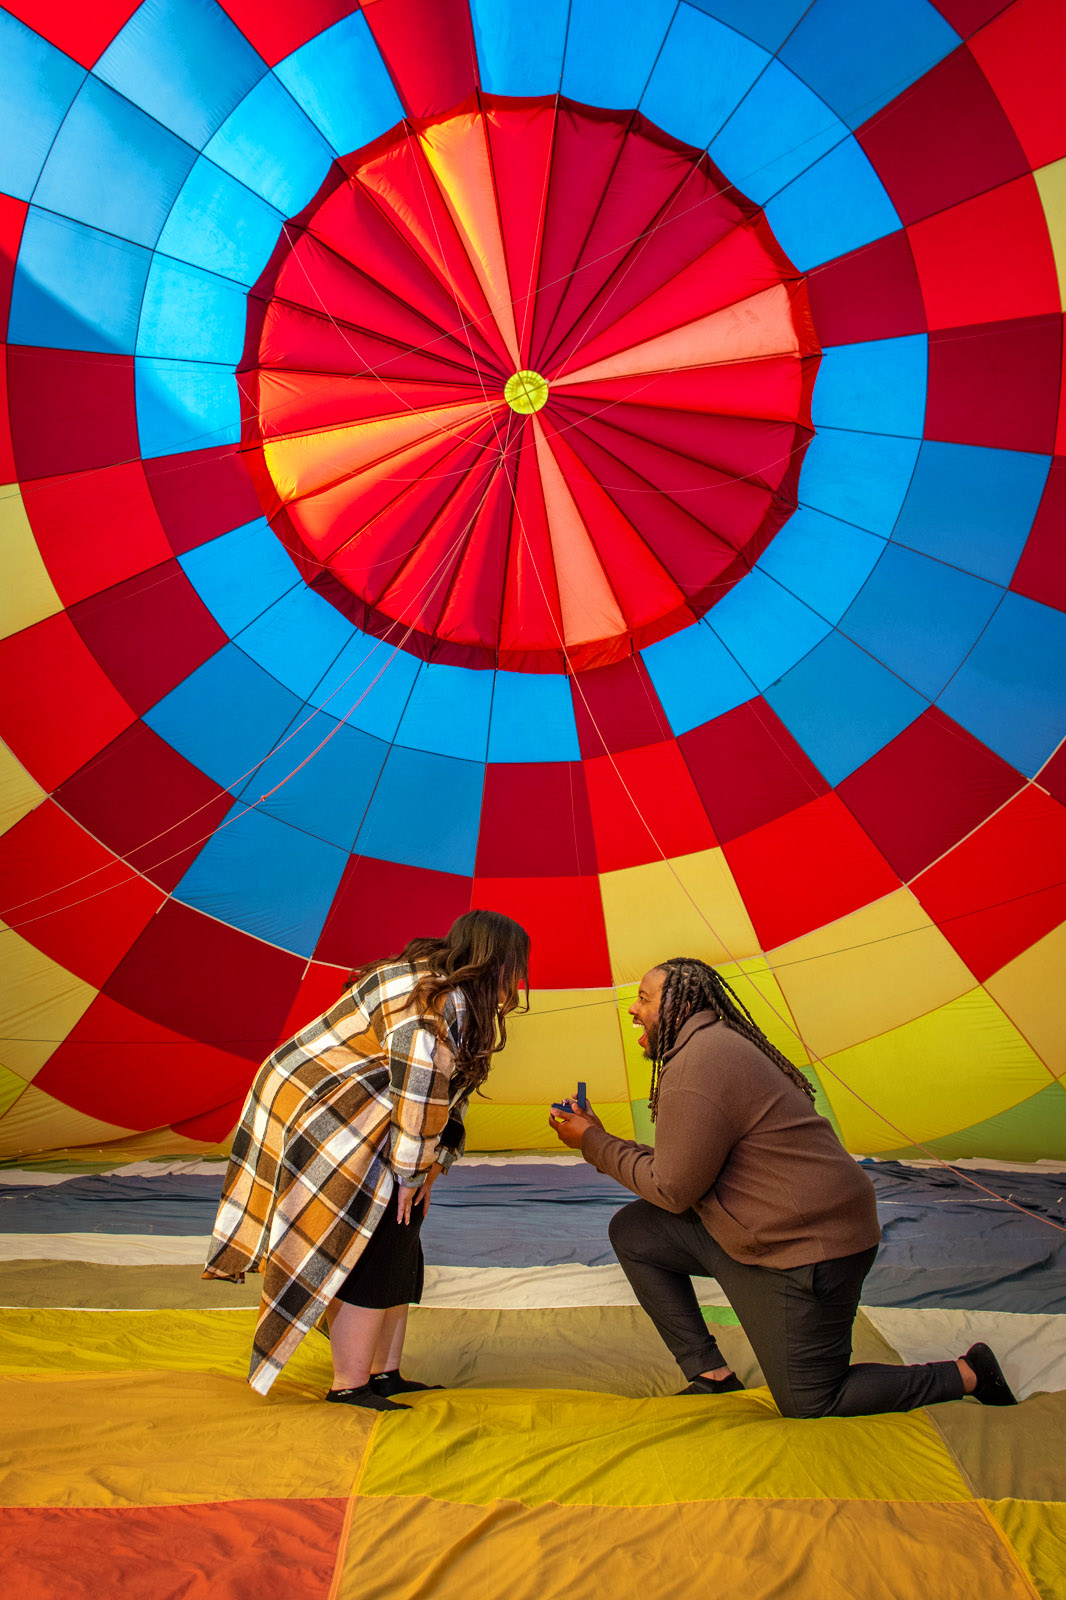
581,1011 -> 881,1269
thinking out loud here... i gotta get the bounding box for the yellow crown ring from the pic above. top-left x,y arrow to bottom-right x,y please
504,369 -> 549,414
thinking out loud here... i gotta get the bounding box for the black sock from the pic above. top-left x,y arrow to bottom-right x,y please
370,1369 -> 444,1396
678,1373 -> 746,1395
326,1383 -> 406,1411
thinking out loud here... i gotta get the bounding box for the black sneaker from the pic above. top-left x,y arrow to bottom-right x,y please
325,1383 -> 407,1411
962,1343 -> 1017,1406
369,1370 -> 445,1397
677,1373 -> 746,1396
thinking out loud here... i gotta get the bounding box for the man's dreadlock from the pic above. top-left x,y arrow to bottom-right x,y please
648,956 -> 816,1121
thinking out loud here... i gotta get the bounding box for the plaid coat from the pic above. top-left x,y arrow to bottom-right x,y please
204,962 -> 469,1394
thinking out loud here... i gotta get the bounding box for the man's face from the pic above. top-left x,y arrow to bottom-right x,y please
628,968 -> 666,1060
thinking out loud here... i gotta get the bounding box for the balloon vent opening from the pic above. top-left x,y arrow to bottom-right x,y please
505,370 -> 549,413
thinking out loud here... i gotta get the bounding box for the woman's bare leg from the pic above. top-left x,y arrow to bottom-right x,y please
325,1300 -> 388,1389
371,1304 -> 409,1374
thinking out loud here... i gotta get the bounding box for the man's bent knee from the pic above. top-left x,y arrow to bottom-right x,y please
773,1386 -> 837,1420
608,1199 -> 657,1257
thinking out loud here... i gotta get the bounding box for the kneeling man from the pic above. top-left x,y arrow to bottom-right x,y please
550,958 -> 1014,1417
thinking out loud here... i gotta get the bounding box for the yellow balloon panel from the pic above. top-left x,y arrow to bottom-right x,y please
984,920 -> 1066,1079
715,959 -> 814,1066
0,1083 -> 137,1162
0,1063 -> 27,1120
1035,157 -> 1066,306
769,889 -> 976,1059
599,849 -> 760,985
0,486 -> 61,642
0,926 -> 97,1083
0,744 -> 45,839
820,988 -> 1054,1154
488,988 -> 626,1103
614,984 -> 651,1102
463,1098 -> 636,1152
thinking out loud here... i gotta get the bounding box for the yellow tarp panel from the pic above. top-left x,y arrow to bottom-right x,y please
359,1389 -> 972,1506
0,1303 -> 761,1392
336,1494 -> 1034,1600
0,485 -> 62,640
2,1303 -> 1061,1600
985,921 -> 1066,1078
928,1391 -> 1066,1504
769,888 -> 976,1058
0,1371 -> 371,1506
987,1497 -> 1066,1600
819,988 -> 1054,1153
599,849 -> 760,984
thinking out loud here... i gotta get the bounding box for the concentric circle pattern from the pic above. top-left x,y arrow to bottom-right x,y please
241,100 -> 819,670
0,0 -> 1064,1165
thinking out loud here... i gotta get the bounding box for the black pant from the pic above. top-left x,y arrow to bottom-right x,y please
609,1200 -> 964,1418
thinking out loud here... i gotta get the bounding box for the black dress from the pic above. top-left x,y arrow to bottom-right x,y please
334,1192 -> 426,1309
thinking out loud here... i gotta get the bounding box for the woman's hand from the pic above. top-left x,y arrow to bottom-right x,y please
548,1096 -> 603,1150
396,1161 -> 445,1223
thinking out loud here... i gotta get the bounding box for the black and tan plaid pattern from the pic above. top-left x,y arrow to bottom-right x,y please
203,963 -> 468,1394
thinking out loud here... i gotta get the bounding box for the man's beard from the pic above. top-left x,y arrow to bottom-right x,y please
642,1021 -> 659,1060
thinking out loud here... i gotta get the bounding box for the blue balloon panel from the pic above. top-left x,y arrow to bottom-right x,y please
395,664 -> 495,764
34,75 -> 196,250
778,0 -> 958,127
938,594 -> 1066,776
137,255 -> 249,364
766,630 -> 926,786
10,209 -> 150,354
642,622 -> 756,737
135,355 -> 242,456
470,0 -> 570,96
0,11 -> 84,203
561,0 -> 677,109
145,644 -> 302,790
893,442 -> 1052,586
800,428 -> 920,538
174,800 -> 347,957
238,714 -> 390,854
356,745 -> 485,876
486,673 -> 581,764
157,156 -> 285,286
812,336 -> 927,439
765,136 -> 901,267
274,10 -> 404,155
201,72 -> 334,215
95,0 -> 265,150
756,509 -> 884,626
710,568 -> 833,692
237,587 -> 358,704
843,544 -> 1002,700
640,8 -> 768,150
180,520 -> 301,638
708,59 -> 847,203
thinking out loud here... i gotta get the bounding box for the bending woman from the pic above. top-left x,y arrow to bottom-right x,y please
204,909 -> 530,1409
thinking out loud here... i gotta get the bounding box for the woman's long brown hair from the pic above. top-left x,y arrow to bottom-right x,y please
351,909 -> 531,1094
